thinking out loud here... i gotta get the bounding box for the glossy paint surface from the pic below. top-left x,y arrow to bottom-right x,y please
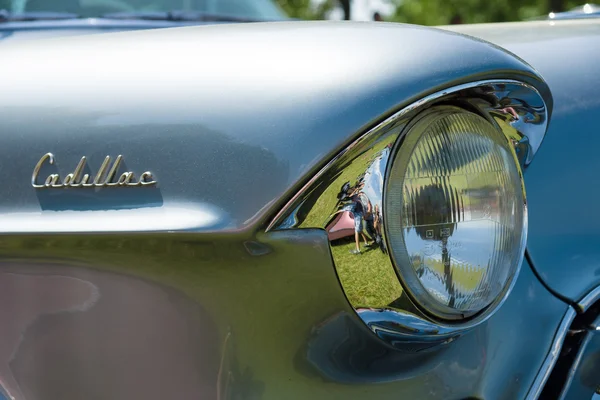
0,231 -> 568,399
444,19 -> 600,303
0,22 -> 549,233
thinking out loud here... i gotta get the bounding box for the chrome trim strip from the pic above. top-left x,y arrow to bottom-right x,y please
577,285 -> 600,313
557,315 -> 600,400
527,285 -> 600,399
526,307 -> 577,400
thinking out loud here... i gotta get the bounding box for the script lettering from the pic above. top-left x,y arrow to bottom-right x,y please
31,154 -> 157,189
31,152 -> 54,188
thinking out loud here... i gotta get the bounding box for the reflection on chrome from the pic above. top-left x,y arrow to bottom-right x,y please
357,308 -> 461,343
467,82 -> 549,167
327,144 -> 390,256
293,128 -> 404,310
268,80 -> 548,350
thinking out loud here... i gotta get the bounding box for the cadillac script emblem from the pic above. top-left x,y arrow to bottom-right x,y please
32,153 -> 157,188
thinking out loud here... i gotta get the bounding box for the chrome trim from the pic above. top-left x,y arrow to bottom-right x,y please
31,153 -> 157,188
557,314 -> 600,400
577,285 -> 600,313
526,307 -> 577,400
527,285 -> 600,399
31,152 -> 55,188
267,79 -> 549,350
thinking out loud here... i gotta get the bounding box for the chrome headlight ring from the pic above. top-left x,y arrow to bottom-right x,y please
267,80 -> 549,350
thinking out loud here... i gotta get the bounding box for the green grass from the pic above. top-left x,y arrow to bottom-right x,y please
415,257 -> 485,291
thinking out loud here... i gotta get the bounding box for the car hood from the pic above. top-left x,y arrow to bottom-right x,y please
442,19 -> 600,303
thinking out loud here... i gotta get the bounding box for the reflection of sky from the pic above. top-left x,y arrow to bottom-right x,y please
362,147 -> 389,213
403,219 -> 512,306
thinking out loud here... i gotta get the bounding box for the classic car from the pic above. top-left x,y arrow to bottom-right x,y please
0,0 -> 286,43
1,8 -> 600,400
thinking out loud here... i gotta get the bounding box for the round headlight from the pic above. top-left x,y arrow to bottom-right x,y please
385,106 -> 526,320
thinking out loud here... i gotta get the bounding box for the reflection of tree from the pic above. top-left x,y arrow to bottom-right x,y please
411,182 -> 458,308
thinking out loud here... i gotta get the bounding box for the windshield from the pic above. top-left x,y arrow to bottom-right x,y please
0,0 -> 286,20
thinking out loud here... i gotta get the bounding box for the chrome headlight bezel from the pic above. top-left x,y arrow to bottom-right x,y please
266,80 -> 548,350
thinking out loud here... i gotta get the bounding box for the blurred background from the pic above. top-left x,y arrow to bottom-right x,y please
0,0 -> 597,45
1,0 -> 597,28
275,0 -> 596,25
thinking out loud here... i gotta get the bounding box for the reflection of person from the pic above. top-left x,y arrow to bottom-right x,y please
499,106 -> 519,120
364,203 -> 387,254
373,12 -> 383,21
364,207 -> 375,238
349,186 -> 371,255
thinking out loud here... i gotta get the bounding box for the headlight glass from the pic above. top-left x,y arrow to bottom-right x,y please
385,107 -> 526,320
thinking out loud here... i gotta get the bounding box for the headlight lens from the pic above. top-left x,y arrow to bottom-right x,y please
385,107 -> 526,320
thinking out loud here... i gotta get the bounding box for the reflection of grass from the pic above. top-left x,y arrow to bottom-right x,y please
496,118 -> 522,142
416,258 -> 485,291
331,239 -> 402,308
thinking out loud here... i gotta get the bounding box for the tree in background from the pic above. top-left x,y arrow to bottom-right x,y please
275,0 -> 327,19
390,0 -> 583,25
276,0 -> 586,23
549,0 -> 567,12
275,0 -> 352,20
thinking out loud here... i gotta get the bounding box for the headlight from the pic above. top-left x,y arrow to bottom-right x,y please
267,80 -> 548,349
385,106 -> 526,320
